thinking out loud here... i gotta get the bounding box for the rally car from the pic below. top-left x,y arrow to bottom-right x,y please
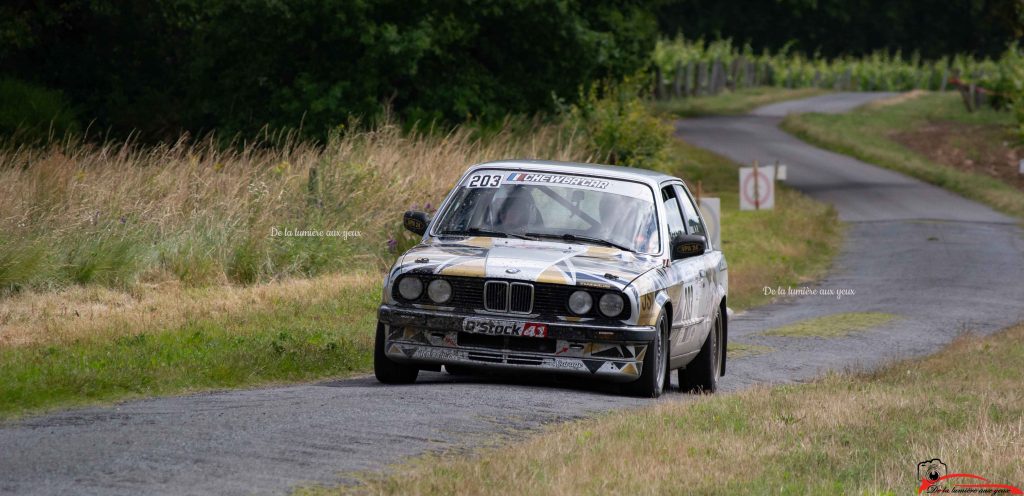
374,160 -> 728,397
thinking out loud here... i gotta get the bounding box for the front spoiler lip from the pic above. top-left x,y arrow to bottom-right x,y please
377,304 -> 657,341
379,304 -> 656,382
384,342 -> 643,382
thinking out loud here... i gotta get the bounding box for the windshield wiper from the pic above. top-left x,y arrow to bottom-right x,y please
439,228 -> 531,240
524,232 -> 633,253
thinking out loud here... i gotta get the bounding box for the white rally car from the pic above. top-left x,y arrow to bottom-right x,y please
374,160 -> 727,397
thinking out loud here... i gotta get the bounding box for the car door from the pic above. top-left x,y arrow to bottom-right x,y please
673,183 -> 717,352
660,184 -> 704,363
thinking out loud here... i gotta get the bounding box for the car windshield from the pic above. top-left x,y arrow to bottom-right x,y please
433,170 -> 660,254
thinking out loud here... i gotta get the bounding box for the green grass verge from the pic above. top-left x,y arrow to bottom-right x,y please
318,322 -> 1024,495
0,280 -> 379,419
652,87 -> 829,118
762,312 -> 897,338
781,92 -> 1024,218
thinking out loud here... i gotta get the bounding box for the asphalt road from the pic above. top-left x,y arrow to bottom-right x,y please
2,93 -> 1023,495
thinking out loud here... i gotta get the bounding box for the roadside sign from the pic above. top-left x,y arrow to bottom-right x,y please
699,197 -> 721,249
739,166 -> 774,210
1018,159 -> 1024,175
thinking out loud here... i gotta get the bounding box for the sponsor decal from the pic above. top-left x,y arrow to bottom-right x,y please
414,347 -> 462,362
463,318 -> 548,338
505,172 -> 610,189
916,458 -> 1022,494
551,359 -> 587,371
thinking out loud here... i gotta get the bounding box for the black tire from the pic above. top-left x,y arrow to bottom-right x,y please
444,364 -> 475,376
374,322 -> 419,384
623,312 -> 669,398
678,307 -> 722,394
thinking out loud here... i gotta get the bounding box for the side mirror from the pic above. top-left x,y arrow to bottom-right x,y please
671,234 -> 706,260
403,211 -> 430,236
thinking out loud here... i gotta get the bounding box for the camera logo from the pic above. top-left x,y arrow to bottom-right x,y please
915,457 -> 1023,494
917,458 -> 948,482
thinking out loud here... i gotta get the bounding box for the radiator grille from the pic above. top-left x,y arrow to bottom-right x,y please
509,282 -> 534,313
484,281 -> 508,312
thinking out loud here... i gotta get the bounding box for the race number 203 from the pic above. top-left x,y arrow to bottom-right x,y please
466,173 -> 502,188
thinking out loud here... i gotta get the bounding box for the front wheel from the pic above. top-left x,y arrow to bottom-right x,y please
678,307 -> 722,394
623,312 -> 669,398
374,322 -> 418,384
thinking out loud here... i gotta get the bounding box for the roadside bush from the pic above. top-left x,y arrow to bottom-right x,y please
0,78 -> 78,142
565,78 -> 672,169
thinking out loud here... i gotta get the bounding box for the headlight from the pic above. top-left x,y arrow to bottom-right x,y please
427,279 -> 453,303
397,276 -> 424,300
568,290 -> 593,315
599,293 -> 625,317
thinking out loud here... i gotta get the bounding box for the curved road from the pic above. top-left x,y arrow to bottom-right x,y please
2,93 -> 1023,495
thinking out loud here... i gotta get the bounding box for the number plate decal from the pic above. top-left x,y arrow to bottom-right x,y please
463,318 -> 548,338
521,322 -> 548,338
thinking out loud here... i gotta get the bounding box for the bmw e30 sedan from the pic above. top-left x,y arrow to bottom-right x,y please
374,160 -> 728,397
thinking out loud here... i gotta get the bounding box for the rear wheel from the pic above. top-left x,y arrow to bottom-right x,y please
623,312 -> 669,398
374,322 -> 419,384
678,307 -> 722,394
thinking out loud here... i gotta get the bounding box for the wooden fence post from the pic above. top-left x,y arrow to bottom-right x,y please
673,62 -> 683,98
685,61 -> 695,96
730,57 -> 742,90
654,65 -> 664,100
709,60 -> 721,94
697,62 -> 708,96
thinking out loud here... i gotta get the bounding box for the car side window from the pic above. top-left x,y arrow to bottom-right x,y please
661,186 -> 686,243
674,184 -> 707,238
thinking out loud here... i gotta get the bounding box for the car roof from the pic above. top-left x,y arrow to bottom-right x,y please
466,159 -> 681,187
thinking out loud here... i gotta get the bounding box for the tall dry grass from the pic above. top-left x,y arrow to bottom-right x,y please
0,120 -> 592,292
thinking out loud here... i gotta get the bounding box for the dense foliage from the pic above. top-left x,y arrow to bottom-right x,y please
972,45 -> 1024,140
656,0 -> 1023,60
653,37 -> 1002,93
0,0 -> 659,139
0,78 -> 78,141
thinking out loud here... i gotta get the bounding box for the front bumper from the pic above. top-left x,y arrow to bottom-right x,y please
378,305 -> 657,382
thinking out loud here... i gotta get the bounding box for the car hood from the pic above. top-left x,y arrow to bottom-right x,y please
396,236 -> 662,290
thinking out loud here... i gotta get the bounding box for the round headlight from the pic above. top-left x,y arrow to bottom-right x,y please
599,293 -> 625,317
427,279 -> 453,303
568,290 -> 593,315
397,276 -> 424,300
